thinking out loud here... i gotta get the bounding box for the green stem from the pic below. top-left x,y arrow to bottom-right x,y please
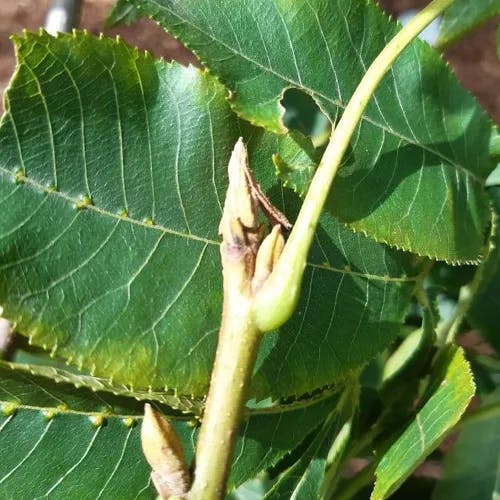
190,1 -> 457,494
437,283 -> 473,345
189,139 -> 263,500
253,0 -> 456,332
189,289 -> 261,500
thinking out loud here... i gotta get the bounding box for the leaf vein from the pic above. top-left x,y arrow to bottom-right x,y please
0,418 -> 54,485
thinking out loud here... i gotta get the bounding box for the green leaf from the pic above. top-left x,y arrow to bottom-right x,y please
0,360 -> 338,497
371,346 -> 475,500
488,101 -> 500,188
227,476 -> 272,500
381,298 -> 436,384
490,128 -> 500,162
272,131 -> 321,197
432,389 -> 500,500
263,414 -> 336,500
0,32 -> 229,397
281,89 -> 330,141
230,392 -> 344,491
130,0 -> 494,262
263,387 -> 356,500
436,0 -> 500,49
106,0 -> 142,27
1,361 -> 204,415
0,32 -> 421,400
0,361 -> 168,499
488,165 -> 500,186
467,187 -> 500,352
376,298 -> 438,430
1,360 -> 345,419
247,131 -> 423,399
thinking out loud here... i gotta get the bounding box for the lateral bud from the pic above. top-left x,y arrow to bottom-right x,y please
141,403 -> 191,499
252,225 -> 285,292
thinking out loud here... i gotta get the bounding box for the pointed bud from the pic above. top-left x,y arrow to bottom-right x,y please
252,225 -> 285,292
218,138 -> 258,246
141,404 -> 190,499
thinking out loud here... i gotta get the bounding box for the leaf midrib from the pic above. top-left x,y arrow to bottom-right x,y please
144,0 -> 483,184
0,166 -> 218,246
0,373 -> 338,419
0,402 -> 150,421
0,387 -> 340,418
0,165 -> 419,283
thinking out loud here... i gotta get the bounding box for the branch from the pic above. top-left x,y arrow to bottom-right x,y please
188,139 -> 284,499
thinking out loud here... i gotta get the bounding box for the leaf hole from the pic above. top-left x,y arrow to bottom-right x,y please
281,89 -> 330,142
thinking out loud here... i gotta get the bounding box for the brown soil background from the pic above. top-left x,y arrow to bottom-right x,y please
0,0 -> 499,122
0,0 -> 194,113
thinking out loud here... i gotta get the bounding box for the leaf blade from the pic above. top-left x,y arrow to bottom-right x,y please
0,360 -> 338,497
371,346 -> 475,500
130,0 -> 494,262
0,32 -> 421,400
263,387 -> 356,500
431,389 -> 500,500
